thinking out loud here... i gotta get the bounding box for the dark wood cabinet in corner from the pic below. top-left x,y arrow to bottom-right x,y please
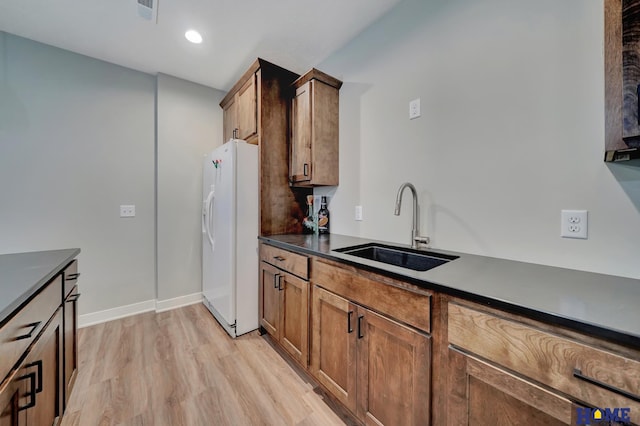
604,0 -> 640,162
221,58 -> 311,235
290,69 -> 342,187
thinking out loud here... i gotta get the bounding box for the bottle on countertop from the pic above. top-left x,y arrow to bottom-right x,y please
318,196 -> 330,234
302,195 -> 316,234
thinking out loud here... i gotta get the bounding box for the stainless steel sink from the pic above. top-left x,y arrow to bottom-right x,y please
334,243 -> 458,272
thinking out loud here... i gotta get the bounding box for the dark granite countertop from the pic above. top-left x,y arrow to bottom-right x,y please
0,248 -> 80,327
259,234 -> 640,348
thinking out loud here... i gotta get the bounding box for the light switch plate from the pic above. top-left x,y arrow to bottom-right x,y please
409,98 -> 421,119
355,205 -> 363,221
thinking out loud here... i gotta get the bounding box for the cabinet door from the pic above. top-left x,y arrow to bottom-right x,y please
259,262 -> 281,338
223,96 -> 237,142
237,74 -> 257,141
357,308 -> 430,426
63,286 -> 79,408
290,81 -> 312,183
0,379 -> 26,426
448,348 -> 581,425
310,286 -> 357,413
279,273 -> 309,366
23,309 -> 63,426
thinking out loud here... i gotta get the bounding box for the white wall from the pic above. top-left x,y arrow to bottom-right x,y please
318,0 -> 640,278
156,73 -> 225,304
0,32 -> 156,314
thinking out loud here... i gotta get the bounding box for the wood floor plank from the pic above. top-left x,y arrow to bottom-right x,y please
61,304 -> 346,426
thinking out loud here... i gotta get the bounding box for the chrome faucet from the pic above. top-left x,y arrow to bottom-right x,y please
394,182 -> 430,249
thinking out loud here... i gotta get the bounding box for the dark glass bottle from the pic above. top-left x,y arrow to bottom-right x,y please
318,196 -> 330,234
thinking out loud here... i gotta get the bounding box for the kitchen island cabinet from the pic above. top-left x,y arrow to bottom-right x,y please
0,249 -> 80,426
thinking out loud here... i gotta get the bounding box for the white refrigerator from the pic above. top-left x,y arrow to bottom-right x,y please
202,139 -> 258,337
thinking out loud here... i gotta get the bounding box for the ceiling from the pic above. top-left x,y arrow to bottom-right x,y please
0,0 -> 403,90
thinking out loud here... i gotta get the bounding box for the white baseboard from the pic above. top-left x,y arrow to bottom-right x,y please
79,299 -> 156,328
78,293 -> 204,328
156,292 -> 203,313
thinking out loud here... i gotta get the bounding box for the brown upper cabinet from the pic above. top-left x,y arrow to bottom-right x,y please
604,0 -> 640,161
220,58 -> 307,236
290,69 -> 342,186
221,73 -> 257,143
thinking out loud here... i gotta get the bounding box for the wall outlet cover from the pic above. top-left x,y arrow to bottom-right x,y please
560,209 -> 587,239
120,205 -> 136,218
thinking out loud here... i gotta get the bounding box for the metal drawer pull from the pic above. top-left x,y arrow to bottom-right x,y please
67,293 -> 81,302
15,321 -> 41,340
273,273 -> 280,289
66,273 -> 80,280
347,311 -> 354,333
303,163 -> 309,177
273,256 -> 285,262
17,372 -> 37,410
573,368 -> 640,403
357,315 -> 364,339
25,360 -> 43,393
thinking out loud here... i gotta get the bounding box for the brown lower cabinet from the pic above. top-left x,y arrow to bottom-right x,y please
311,285 -> 431,426
447,300 -> 640,426
259,261 -> 309,366
0,309 -> 64,426
448,348 -> 582,425
63,285 -> 79,408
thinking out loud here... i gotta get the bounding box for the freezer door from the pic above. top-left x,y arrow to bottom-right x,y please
202,143 -> 236,328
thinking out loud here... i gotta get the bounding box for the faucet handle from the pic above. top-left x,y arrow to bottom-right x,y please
414,236 -> 430,247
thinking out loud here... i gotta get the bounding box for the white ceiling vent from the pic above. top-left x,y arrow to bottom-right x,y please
137,0 -> 158,22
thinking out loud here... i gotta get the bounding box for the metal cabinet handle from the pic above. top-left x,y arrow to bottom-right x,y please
347,311 -> 354,333
273,273 -> 280,289
273,256 -> 285,262
66,273 -> 80,280
67,293 -> 81,302
278,275 -> 284,291
15,321 -> 41,341
303,163 -> 309,177
24,360 -> 43,393
357,315 -> 364,339
17,372 -> 37,411
573,368 -> 640,403
233,128 -> 239,139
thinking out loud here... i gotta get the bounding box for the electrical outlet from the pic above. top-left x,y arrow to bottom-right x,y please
561,210 -> 587,239
120,205 -> 136,218
409,98 -> 421,119
355,205 -> 363,221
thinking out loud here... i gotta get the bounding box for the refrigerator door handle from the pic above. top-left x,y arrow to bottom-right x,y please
204,189 -> 215,249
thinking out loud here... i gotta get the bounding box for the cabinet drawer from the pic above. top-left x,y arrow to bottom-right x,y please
0,275 -> 62,385
314,260 -> 431,333
63,259 -> 79,298
448,302 -> 640,414
261,244 -> 309,280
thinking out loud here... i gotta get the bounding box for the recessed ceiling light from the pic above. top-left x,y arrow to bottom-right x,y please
185,30 -> 203,44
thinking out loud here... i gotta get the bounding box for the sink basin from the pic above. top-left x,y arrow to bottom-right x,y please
334,243 -> 458,272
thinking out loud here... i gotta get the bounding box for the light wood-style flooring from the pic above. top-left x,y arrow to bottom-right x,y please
60,304 -> 346,426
